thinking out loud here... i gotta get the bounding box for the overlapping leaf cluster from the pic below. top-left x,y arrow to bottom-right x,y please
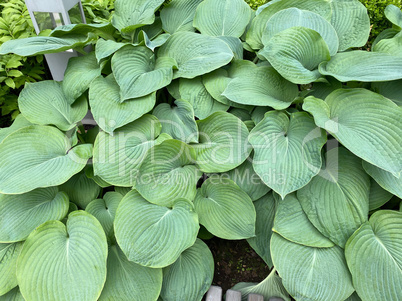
0,0 -> 401,300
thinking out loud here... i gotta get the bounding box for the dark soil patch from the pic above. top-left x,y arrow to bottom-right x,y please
205,237 -> 271,292
0,114 -> 11,128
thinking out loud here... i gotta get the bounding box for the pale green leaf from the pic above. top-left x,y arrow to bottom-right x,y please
136,139 -> 201,207
16,211 -> 108,301
0,188 -> 69,243
0,126 -> 92,194
112,45 -> 174,100
62,52 -> 101,104
303,89 -> 402,176
231,268 -> 290,301
153,99 -> 198,143
160,0 -> 203,34
93,115 -> 165,187
158,32 -> 234,79
273,193 -> 334,247
179,77 -> 229,119
345,210 -> 402,301
249,111 -> 326,198
373,35 -> 402,56
0,35 -> 94,56
59,171 -> 101,209
18,81 -> 87,131
222,66 -> 299,109
329,0 -> 370,51
368,178 -> 393,211
161,239 -> 214,301
217,36 -> 243,60
260,27 -> 330,84
50,23 -> 115,41
318,51 -> 402,82
89,75 -> 155,134
112,0 -> 165,34
385,4 -> 402,29
193,0 -> 252,38
194,177 -> 256,239
246,0 -> 332,50
271,233 -> 354,301
95,39 -> 128,63
297,147 -> 370,247
194,111 -> 251,173
262,8 -> 339,56
86,192 -> 122,242
99,244 -> 162,301
114,190 -> 199,268
0,115 -> 32,144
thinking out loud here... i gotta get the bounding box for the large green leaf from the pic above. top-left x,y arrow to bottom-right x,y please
16,211 -> 108,301
89,75 -> 155,134
99,244 -> 162,300
363,161 -> 402,199
86,192 -> 122,242
194,177 -> 256,239
271,233 -> 354,301
59,170 -> 101,209
153,99 -> 198,143
249,111 -> 326,198
178,77 -> 229,119
112,45 -> 174,100
345,210 -> 402,301
329,0 -> 370,51
262,8 -> 339,56
318,51 -> 402,82
273,193 -> 335,248
0,35 -> 94,56
111,0 -> 165,34
297,147 -> 370,247
18,81 -> 87,131
0,188 -> 69,243
158,32 -> 233,79
194,111 -> 251,173
0,125 -> 92,194
193,0 -> 252,38
385,4 -> 402,29
93,115 -> 167,187
303,89 -> 402,176
371,80 -> 402,106
373,35 -> 402,56
114,190 -> 199,268
246,193 -> 276,267
231,268 -> 290,301
135,139 -> 201,207
246,0 -> 332,50
260,27 -> 330,84
223,157 -> 270,201
222,66 -> 299,109
160,0 -> 203,34
62,52 -> 101,104
50,23 -> 115,40
0,243 -> 23,296
161,239 -> 214,301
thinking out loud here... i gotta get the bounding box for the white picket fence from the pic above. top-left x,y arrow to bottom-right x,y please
206,286 -> 285,301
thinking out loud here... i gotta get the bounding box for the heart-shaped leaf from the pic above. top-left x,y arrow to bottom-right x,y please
345,210 -> 402,301
16,211 -> 108,301
194,177 -> 256,239
0,126 -> 92,194
18,81 -> 87,131
0,187 -> 69,242
114,190 -> 199,268
160,239 -> 214,301
160,0 -> 203,34
136,139 -> 201,207
249,111 -> 326,198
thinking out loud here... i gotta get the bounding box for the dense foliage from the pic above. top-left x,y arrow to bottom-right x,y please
0,0 -> 401,300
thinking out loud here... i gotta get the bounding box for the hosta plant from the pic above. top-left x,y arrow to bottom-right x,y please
0,0 -> 401,300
